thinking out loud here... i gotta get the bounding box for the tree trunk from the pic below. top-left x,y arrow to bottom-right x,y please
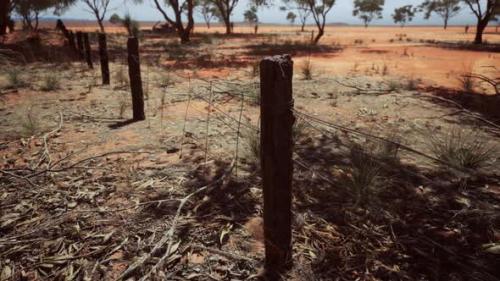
223,17 -> 231,34
0,0 -> 9,35
301,22 -> 305,32
474,19 -> 488,44
313,28 -> 324,45
180,30 -> 190,43
98,19 -> 105,33
444,17 -> 448,30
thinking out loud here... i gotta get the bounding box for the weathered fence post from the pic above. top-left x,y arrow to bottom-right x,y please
68,31 -> 77,53
260,54 -> 295,278
98,33 -> 110,85
83,33 -> 93,69
76,31 -> 84,60
127,37 -> 145,121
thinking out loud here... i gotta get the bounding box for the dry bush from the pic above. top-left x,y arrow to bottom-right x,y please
21,105 -> 40,136
347,143 -> 383,206
249,60 -> 260,78
345,138 -> 399,206
429,128 -> 496,170
301,58 -> 313,80
114,66 -> 128,88
5,67 -> 28,89
40,73 -> 60,91
458,72 -> 476,93
245,129 -> 260,167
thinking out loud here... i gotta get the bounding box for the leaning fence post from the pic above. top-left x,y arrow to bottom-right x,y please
98,33 -> 110,85
127,37 -> 145,121
260,54 -> 295,278
76,31 -> 84,60
83,33 -> 93,69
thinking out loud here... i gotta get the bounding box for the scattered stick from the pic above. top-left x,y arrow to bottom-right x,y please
118,159 -> 236,280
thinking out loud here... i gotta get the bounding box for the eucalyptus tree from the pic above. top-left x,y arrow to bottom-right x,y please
134,0 -> 195,43
305,0 -> 336,44
462,0 -> 498,44
392,5 -> 416,27
281,0 -> 312,31
81,0 -> 112,32
244,5 -> 258,33
419,0 -> 461,29
207,0 -> 239,34
198,0 -> 218,28
286,11 -> 297,25
353,0 -> 384,28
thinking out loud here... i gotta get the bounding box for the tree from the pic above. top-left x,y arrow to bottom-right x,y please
110,13 -> 140,37
462,0 -> 498,44
286,11 -> 297,25
419,0 -> 460,30
9,0 -> 75,31
353,0 -> 384,28
147,0 -> 195,43
208,0 -> 239,34
392,5 -> 416,27
244,6 -> 258,33
305,0 -> 336,43
81,0 -> 111,33
198,0 -> 217,28
281,0 -> 311,31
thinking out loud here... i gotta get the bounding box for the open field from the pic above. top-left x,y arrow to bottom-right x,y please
1,24 -> 500,280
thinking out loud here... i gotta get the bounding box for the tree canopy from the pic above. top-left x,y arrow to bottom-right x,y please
353,0 -> 385,28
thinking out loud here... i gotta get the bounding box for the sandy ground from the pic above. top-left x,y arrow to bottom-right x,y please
1,26 -> 499,280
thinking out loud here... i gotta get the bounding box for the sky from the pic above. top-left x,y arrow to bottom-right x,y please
60,0 -> 483,26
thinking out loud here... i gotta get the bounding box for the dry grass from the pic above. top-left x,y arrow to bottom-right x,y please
301,57 -> 313,80
430,127 -> 496,170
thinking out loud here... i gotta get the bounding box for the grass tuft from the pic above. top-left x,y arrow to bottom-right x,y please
40,73 -> 60,91
301,57 -> 313,80
430,128 -> 495,170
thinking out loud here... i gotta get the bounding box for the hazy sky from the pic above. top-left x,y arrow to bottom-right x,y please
60,0 -> 482,25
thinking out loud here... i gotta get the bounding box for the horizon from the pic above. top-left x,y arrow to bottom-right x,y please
51,0 -> 487,26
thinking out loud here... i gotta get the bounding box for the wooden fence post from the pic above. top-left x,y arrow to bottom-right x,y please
83,33 -> 93,69
127,37 -> 145,121
68,31 -> 77,54
76,31 -> 84,60
98,33 -> 110,85
260,54 -> 295,278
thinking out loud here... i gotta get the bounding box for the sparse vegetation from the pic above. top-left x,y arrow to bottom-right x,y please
430,128 -> 496,170
458,71 -> 476,92
40,73 -> 60,91
5,68 -> 28,89
20,105 -> 40,136
301,57 -> 313,80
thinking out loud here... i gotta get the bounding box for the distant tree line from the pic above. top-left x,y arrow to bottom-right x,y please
0,0 -> 498,45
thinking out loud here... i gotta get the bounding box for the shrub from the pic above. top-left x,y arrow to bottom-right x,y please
6,68 -> 28,89
40,73 -> 60,91
21,106 -> 39,136
347,143 -> 382,206
301,58 -> 313,80
458,72 -> 476,93
430,128 -> 495,170
114,66 -> 128,88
